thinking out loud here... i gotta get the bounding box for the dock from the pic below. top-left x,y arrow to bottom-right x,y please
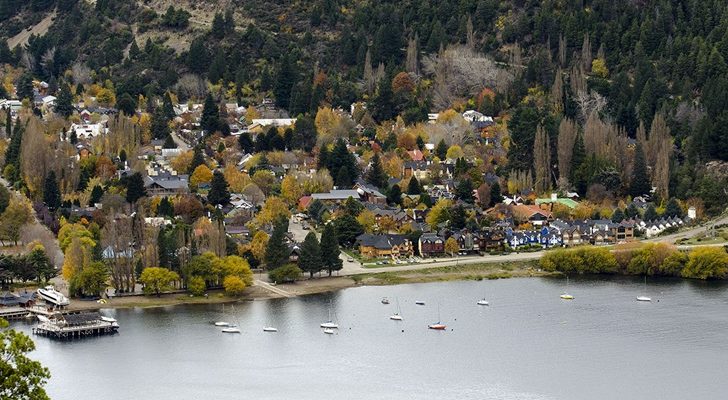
32,312 -> 119,340
0,306 -> 32,320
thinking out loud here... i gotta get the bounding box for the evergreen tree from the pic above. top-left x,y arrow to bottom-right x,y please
570,132 -> 586,193
489,182 -> 501,206
55,82 -> 74,118
329,138 -> 358,186
630,143 -> 651,197
625,203 -> 640,219
335,166 -> 352,188
208,49 -> 226,83
162,92 -> 175,119
343,196 -> 364,216
89,185 -> 103,206
125,172 -> 147,204
664,198 -> 683,218
157,197 -> 174,217
456,179 -> 474,203
200,93 -> 220,134
643,204 -> 659,222
292,115 -> 317,152
366,153 -> 388,189
320,223 -> 342,276
163,134 -> 176,149
208,170 -> 230,206
274,54 -> 297,110
188,146 -> 205,175
16,72 -> 34,101
238,132 -> 254,153
299,232 -> 322,278
611,208 -> 625,223
43,171 -> 61,211
187,37 -> 208,74
332,214 -> 364,247
265,218 -> 289,269
436,139 -> 448,160
372,75 -> 395,121
5,108 -> 11,138
419,192 -> 433,207
407,176 -> 422,195
151,107 -> 170,140
450,205 -> 466,229
211,12 -> 226,39
387,184 -> 402,206
117,93 -> 136,116
224,9 -> 235,34
416,135 -> 425,150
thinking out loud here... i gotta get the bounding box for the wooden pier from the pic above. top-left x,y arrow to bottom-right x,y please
32,312 -> 119,340
0,307 -> 32,320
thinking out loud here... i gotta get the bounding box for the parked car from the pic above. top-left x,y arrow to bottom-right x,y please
347,258 -> 354,262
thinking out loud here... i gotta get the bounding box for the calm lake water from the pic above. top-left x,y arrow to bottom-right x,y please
12,277 -> 728,400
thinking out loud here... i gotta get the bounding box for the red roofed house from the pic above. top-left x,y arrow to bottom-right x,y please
511,204 -> 553,226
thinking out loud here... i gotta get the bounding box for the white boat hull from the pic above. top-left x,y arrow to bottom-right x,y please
323,328 -> 335,334
390,315 -> 403,321
214,322 -> 230,327
560,294 -> 574,300
636,296 -> 652,302
320,322 -> 338,329
222,328 -> 241,333
477,300 -> 489,306
263,327 -> 278,332
37,286 -> 70,306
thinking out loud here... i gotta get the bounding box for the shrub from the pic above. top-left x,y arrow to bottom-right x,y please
223,275 -> 246,296
187,276 -> 206,296
268,264 -> 302,283
682,247 -> 728,280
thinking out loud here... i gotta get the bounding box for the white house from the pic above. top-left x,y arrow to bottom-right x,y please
66,123 -> 106,141
0,99 -> 22,111
251,118 -> 297,127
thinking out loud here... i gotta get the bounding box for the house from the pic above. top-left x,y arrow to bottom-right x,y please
353,180 -> 387,205
144,173 -> 189,196
450,230 -> 479,254
407,149 -> 424,161
403,160 -> 430,181
561,227 -> 584,246
310,189 -> 361,203
250,118 -> 297,127
356,234 -> 414,259
479,230 -> 505,251
539,227 -> 563,248
101,246 -> 134,260
418,233 -> 444,257
511,204 -> 553,226
616,221 -> 635,242
0,99 -> 22,111
66,123 -> 106,141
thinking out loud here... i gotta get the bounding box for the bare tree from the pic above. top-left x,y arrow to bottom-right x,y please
648,113 -> 672,199
558,34 -> 567,67
405,34 -> 420,75
466,16 -> 475,50
550,67 -> 564,113
363,48 -> 374,94
533,125 -> 551,194
422,45 -> 514,109
581,33 -> 592,71
102,216 -> 135,293
71,62 -> 93,85
174,74 -> 208,100
557,118 -> 578,189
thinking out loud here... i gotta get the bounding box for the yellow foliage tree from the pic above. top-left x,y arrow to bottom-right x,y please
356,210 -> 376,233
591,58 -> 609,78
250,231 -> 269,261
445,237 -> 459,256
171,150 -> 194,174
223,165 -> 249,193
446,145 -> 464,159
190,165 -> 213,188
61,236 -> 95,281
253,196 -> 291,227
281,174 -> 305,205
426,199 -> 452,226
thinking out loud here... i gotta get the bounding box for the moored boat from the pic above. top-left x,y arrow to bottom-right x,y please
37,286 -> 70,307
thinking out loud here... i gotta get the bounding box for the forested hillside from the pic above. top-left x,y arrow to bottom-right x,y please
3,0 -> 728,211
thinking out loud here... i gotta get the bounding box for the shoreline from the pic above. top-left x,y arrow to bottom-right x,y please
62,261 -> 549,311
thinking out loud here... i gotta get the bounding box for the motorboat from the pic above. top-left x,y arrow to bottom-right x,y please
477,299 -> 489,306
323,328 -> 335,334
560,294 -> 574,300
37,285 -> 70,306
415,301 -> 425,305
263,327 -> 278,332
381,297 -> 390,304
100,316 -> 117,323
390,314 -> 403,321
320,321 -> 338,329
221,327 -> 241,333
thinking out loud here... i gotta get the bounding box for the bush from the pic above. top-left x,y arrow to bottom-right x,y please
187,276 -> 206,296
268,264 -> 302,283
223,275 -> 246,296
540,247 -> 617,274
682,247 -> 728,280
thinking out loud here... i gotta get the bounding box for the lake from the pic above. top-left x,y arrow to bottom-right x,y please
12,277 -> 728,400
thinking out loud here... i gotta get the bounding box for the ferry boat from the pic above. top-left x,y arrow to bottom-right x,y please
37,286 -> 70,307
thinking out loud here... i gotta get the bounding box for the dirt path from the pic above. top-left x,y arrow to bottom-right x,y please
7,11 -> 57,49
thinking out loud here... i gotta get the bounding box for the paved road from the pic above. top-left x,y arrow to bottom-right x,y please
170,131 -> 190,151
644,213 -> 728,243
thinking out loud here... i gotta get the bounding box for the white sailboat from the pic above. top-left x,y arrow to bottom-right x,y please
560,276 -> 574,300
390,298 -> 403,320
220,305 -> 240,332
215,304 -> 231,326
637,276 -> 652,302
477,290 -> 489,306
323,328 -> 335,334
428,303 -> 446,330
320,301 -> 339,329
263,327 -> 278,332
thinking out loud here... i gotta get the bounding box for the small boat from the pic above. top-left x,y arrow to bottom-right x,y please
390,297 -> 403,320
214,321 -> 231,327
263,327 -> 278,332
100,316 -> 117,323
637,276 -> 651,302
415,301 -> 425,305
320,301 -> 339,329
381,297 -> 390,304
323,328 -> 335,334
221,327 -> 241,333
37,285 -> 70,307
560,276 -> 574,300
477,299 -> 489,306
428,303 -> 446,330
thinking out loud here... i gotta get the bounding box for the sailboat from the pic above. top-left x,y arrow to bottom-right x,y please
320,301 -> 339,329
636,276 -> 652,302
221,305 -> 240,333
560,276 -> 574,300
263,326 -> 278,332
390,298 -> 403,320
477,291 -> 489,306
428,303 -> 446,330
215,304 -> 232,326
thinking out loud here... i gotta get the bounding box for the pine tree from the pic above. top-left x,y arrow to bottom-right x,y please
224,9 -> 235,34
630,143 -> 651,197
664,198 -> 683,218
407,176 -> 422,195
125,172 -> 147,204
238,132 -> 254,153
17,72 -> 34,101
187,37 -> 208,74
372,75 -> 395,121
611,208 -> 625,223
211,12 -> 226,39
55,82 -> 74,118
151,107 -> 171,140
274,54 -> 297,110
43,171 -> 61,211
336,166 -> 352,188
208,170 -> 230,206
387,184 -> 402,206
117,93 -> 136,116
163,134 -> 176,149
157,197 -> 174,217
292,115 -> 317,152
366,153 -> 388,189
162,92 -> 175,119
489,182 -> 501,206
436,139 -> 448,160
265,219 -> 289,269
643,204 -> 659,222
450,205 -> 466,229
200,93 -> 220,134
299,232 -> 322,278
456,179 -> 474,203
188,146 -> 205,175
208,49 -> 226,84
5,108 -> 11,138
89,185 -> 103,206
320,223 -> 342,276
570,132 -> 586,193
